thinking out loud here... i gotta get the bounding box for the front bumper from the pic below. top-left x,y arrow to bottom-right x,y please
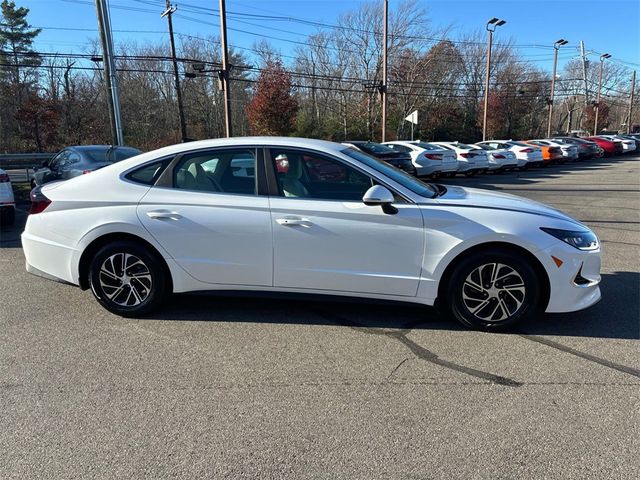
539,241 -> 602,313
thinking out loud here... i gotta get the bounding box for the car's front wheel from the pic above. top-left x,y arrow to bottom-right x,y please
444,249 -> 541,330
89,241 -> 167,317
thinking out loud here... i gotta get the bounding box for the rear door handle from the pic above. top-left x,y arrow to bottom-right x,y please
147,210 -> 182,220
276,216 -> 309,226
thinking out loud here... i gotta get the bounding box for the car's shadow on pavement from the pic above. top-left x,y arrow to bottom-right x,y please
146,271 -> 639,340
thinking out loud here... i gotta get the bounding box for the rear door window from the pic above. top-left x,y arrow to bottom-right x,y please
174,149 -> 257,195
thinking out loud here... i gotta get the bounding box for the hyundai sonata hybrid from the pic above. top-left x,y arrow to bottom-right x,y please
22,137 -> 602,330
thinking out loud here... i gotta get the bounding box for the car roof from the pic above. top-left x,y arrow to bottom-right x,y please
111,137 -> 348,171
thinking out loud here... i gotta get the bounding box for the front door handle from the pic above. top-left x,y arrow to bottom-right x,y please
276,216 -> 309,226
147,210 -> 182,220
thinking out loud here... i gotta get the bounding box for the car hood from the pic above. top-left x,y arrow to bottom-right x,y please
431,185 -> 584,226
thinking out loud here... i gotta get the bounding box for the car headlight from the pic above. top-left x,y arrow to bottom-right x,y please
540,227 -> 599,251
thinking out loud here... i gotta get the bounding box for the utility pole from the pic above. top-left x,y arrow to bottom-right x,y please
219,0 -> 232,137
580,41 -> 589,106
161,0 -> 188,142
482,18 -> 506,142
594,53 -> 611,135
381,0 -> 388,142
627,70 -> 636,134
95,0 -> 124,146
547,39 -> 568,138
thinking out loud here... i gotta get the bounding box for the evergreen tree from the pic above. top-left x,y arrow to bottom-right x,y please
0,1 -> 42,151
0,0 -> 41,87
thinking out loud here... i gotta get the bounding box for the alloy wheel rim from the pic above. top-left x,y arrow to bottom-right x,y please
99,253 -> 152,307
462,263 -> 525,322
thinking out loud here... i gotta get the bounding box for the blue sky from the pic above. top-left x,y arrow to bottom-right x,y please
19,0 -> 640,74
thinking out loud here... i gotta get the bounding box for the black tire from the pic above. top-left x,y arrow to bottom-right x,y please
443,249 -> 541,330
1,207 -> 15,226
89,240 -> 168,317
464,170 -> 477,177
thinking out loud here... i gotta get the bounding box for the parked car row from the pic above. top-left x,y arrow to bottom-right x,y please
345,134 -> 637,179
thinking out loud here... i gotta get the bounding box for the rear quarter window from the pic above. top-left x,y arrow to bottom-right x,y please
125,158 -> 172,185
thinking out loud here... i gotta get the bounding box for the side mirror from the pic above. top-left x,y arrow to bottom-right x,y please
362,185 -> 398,214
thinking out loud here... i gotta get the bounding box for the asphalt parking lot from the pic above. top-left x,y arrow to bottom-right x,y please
1,155 -> 638,479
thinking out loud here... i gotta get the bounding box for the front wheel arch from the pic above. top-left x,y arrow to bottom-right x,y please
436,241 -> 550,313
78,232 -> 173,293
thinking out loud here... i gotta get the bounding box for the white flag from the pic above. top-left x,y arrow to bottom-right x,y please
404,110 -> 418,124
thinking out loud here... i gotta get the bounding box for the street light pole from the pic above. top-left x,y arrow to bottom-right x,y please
482,17 -> 506,142
594,53 -> 611,135
547,39 -> 568,137
162,0 -> 188,142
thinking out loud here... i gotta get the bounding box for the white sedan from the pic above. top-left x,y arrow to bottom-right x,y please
470,144 -> 519,171
22,137 -> 602,330
476,140 -> 544,169
429,141 -> 491,176
382,141 -> 458,178
0,168 -> 16,225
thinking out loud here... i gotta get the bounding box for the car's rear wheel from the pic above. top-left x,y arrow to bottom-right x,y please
89,241 -> 167,317
444,249 -> 541,330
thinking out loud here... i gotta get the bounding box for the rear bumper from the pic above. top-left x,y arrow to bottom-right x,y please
22,230 -> 79,285
26,261 -> 76,286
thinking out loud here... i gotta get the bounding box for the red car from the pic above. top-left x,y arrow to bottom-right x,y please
584,136 -> 623,156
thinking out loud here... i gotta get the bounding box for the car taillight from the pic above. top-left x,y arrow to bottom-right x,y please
519,148 -> 534,153
424,153 -> 443,160
29,189 -> 52,214
493,154 -> 505,159
459,153 -> 470,158
0,172 -> 9,182
82,169 -> 93,174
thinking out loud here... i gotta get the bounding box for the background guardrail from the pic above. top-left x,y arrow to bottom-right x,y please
0,153 -> 55,183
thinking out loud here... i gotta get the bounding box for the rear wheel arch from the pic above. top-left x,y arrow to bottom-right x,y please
436,241 -> 550,312
78,232 -> 173,292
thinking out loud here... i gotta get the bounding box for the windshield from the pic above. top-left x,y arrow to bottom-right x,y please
341,147 -> 436,198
